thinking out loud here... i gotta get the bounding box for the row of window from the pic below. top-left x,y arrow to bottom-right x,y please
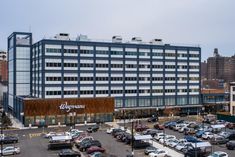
46,63 -> 199,70
45,89 -> 199,95
45,76 -> 199,82
45,48 -> 199,58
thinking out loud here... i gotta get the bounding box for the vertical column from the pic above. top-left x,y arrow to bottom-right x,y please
123,46 -> 126,108
163,47 -> 166,108
93,46 -> 96,98
136,47 -> 140,107
175,49 -> 178,106
41,43 -> 45,98
61,44 -> 64,99
77,44 -> 80,98
150,47 -> 153,107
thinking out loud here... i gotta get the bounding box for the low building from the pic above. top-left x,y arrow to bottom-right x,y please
230,82 -> 235,115
201,89 -> 229,113
16,96 -> 114,127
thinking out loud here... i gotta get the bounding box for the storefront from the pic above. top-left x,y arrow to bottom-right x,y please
16,97 -> 114,127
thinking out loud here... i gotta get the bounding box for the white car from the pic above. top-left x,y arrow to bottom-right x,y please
178,138 -> 187,143
174,124 -> 187,131
202,132 -> 214,140
168,139 -> 179,148
154,133 -> 166,141
44,132 -> 63,138
175,142 -> 191,151
207,151 -> 228,157
0,146 -> 20,155
179,126 -> 187,133
106,128 -> 114,134
149,149 -> 168,157
159,135 -> 176,144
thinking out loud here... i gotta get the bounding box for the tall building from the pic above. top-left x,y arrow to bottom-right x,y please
207,48 -> 235,83
4,32 -> 201,126
7,32 -> 32,117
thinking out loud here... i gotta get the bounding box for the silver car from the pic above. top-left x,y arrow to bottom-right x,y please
0,146 -> 20,155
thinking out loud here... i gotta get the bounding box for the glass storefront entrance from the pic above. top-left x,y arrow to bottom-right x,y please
24,113 -> 113,127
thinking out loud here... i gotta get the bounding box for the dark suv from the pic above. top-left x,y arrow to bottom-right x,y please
0,136 -> 18,144
226,141 -> 235,150
79,140 -> 102,151
87,125 -> 99,133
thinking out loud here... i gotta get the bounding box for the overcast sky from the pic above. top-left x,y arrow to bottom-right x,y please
0,0 -> 235,60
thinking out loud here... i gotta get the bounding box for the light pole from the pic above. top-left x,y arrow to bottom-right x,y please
131,119 -> 134,156
20,112 -> 24,127
1,111 -> 6,156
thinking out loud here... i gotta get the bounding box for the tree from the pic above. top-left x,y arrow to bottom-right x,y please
1,112 -> 12,129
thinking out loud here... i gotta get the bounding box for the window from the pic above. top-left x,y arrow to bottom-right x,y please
80,49 -> 93,54
46,48 -> 61,53
64,49 -> 78,54
233,87 -> 235,91
111,51 -> 123,55
233,95 -> 235,101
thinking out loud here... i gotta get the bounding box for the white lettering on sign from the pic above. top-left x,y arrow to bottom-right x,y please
59,102 -> 85,112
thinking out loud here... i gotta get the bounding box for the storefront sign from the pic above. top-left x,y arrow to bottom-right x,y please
59,102 -> 85,112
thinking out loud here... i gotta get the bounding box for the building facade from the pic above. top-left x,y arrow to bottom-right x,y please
230,82 -> 235,115
7,32 -> 32,117
5,32 -> 201,126
207,48 -> 235,83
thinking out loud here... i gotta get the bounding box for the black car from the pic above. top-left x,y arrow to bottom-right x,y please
133,140 -> 150,149
79,140 -> 102,151
226,140 -> 235,150
87,125 -> 99,133
58,149 -> 81,157
227,133 -> 235,140
184,148 -> 206,157
75,138 -> 93,148
0,136 -> 18,144
147,117 -> 157,122
48,142 -> 73,150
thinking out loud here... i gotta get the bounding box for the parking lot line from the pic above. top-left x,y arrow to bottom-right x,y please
29,133 -> 42,138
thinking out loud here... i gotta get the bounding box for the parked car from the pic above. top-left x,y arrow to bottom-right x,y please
75,136 -> 94,147
226,133 -> 235,140
173,124 -> 186,131
168,139 -> 179,148
185,136 -> 200,143
86,146 -> 105,154
184,147 -> 206,157
0,146 -> 20,155
207,151 -> 228,157
79,140 -> 102,151
143,129 -> 159,137
195,130 -> 205,138
148,149 -> 168,157
202,132 -> 214,140
147,117 -> 157,122
226,122 -> 235,129
154,133 -> 166,141
87,125 -> 99,133
88,152 -> 103,157
210,136 -> 229,145
133,140 -> 150,149
218,131 -> 231,139
58,149 -> 81,157
0,136 -> 18,144
75,138 -> 93,148
185,128 -> 196,135
179,126 -> 187,133
159,135 -> 176,144
144,146 -> 158,155
226,140 -> 235,150
135,125 -> 149,132
106,128 -> 114,134
153,123 -> 164,130
168,122 -> 177,130
175,142 -> 191,151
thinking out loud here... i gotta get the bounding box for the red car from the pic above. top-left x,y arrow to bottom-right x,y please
135,125 -> 149,132
153,123 -> 164,130
86,146 -> 105,154
226,123 -> 235,129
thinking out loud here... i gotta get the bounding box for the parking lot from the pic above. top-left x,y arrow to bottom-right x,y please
2,125 -> 145,157
119,118 -> 235,157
